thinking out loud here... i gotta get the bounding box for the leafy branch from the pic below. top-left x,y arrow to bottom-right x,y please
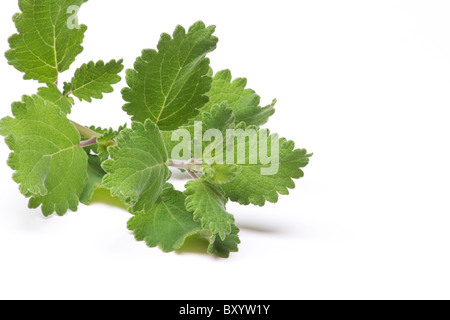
0,0 -> 311,258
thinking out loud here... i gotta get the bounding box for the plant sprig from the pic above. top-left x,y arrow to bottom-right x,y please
0,0 -> 311,257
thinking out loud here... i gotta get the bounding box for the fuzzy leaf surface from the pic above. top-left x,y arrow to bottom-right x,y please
0,95 -> 87,216
80,155 -> 105,205
162,102 -> 235,161
198,69 -> 276,126
185,179 -> 234,240
66,59 -> 124,102
102,120 -> 170,213
122,21 -> 218,130
6,0 -> 88,83
128,184 -> 201,252
37,83 -> 73,115
207,224 -> 240,258
220,123 -> 311,206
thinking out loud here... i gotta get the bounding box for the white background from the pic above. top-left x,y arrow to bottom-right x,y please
0,0 -> 449,300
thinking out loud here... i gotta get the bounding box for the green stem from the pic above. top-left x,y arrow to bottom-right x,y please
79,137 -> 97,148
166,159 -> 203,179
70,120 -> 102,139
187,170 -> 199,179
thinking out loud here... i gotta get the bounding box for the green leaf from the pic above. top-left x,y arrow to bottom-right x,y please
37,83 -> 73,115
93,124 -> 127,144
203,163 -> 241,185
66,59 -> 124,102
102,120 -> 171,213
161,130 -> 187,161
162,102 -> 236,160
6,0 -> 88,83
207,224 -> 240,258
0,95 -> 88,216
198,69 -> 276,126
122,21 -> 218,130
128,184 -> 201,252
80,154 -> 105,205
185,179 -> 234,240
83,124 -> 127,162
220,123 -> 311,206
201,101 -> 236,133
